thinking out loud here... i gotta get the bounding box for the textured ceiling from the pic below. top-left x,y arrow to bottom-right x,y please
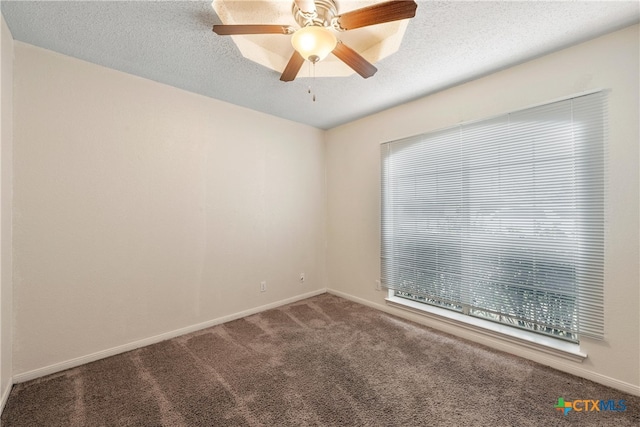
1,1 -> 639,130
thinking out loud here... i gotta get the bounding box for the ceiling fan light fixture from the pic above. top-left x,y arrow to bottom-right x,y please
291,25 -> 337,63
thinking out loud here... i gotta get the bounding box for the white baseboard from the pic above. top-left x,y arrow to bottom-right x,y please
326,288 -> 640,397
0,379 -> 11,416
13,288 -> 327,384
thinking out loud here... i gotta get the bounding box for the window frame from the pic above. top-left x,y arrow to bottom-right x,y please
380,89 -> 607,349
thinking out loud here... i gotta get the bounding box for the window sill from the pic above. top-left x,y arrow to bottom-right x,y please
385,294 -> 587,363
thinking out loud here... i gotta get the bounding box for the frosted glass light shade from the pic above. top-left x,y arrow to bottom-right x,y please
291,26 -> 337,62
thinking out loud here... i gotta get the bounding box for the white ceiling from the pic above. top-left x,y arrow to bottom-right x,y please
1,1 -> 638,129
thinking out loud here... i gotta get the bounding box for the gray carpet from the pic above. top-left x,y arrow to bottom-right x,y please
2,293 -> 639,426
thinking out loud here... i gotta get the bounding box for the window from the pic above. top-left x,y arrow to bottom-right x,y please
381,91 -> 606,343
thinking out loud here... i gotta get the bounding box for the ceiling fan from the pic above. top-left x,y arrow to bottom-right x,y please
212,0 -> 418,82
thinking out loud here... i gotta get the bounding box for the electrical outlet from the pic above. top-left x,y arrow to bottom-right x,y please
260,281 -> 267,292
300,273 -> 305,283
375,280 -> 381,291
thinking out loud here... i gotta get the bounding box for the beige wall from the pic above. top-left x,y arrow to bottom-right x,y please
0,15 -> 14,407
326,25 -> 640,393
12,42 -> 326,376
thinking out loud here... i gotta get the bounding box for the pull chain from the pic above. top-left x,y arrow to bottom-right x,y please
312,61 -> 316,102
307,61 -> 312,96
307,59 -> 317,102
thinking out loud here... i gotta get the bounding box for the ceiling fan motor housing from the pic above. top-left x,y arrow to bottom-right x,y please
292,0 -> 338,28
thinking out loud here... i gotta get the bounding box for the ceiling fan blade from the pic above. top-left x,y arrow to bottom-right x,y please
332,41 -> 377,79
212,25 -> 294,35
280,51 -> 305,82
294,0 -> 317,14
335,0 -> 417,31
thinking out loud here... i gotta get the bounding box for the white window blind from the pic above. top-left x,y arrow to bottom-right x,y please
381,91 -> 606,341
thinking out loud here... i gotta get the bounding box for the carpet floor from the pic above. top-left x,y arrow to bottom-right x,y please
2,293 -> 639,426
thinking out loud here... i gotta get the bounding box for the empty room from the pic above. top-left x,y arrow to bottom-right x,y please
0,1 -> 639,425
